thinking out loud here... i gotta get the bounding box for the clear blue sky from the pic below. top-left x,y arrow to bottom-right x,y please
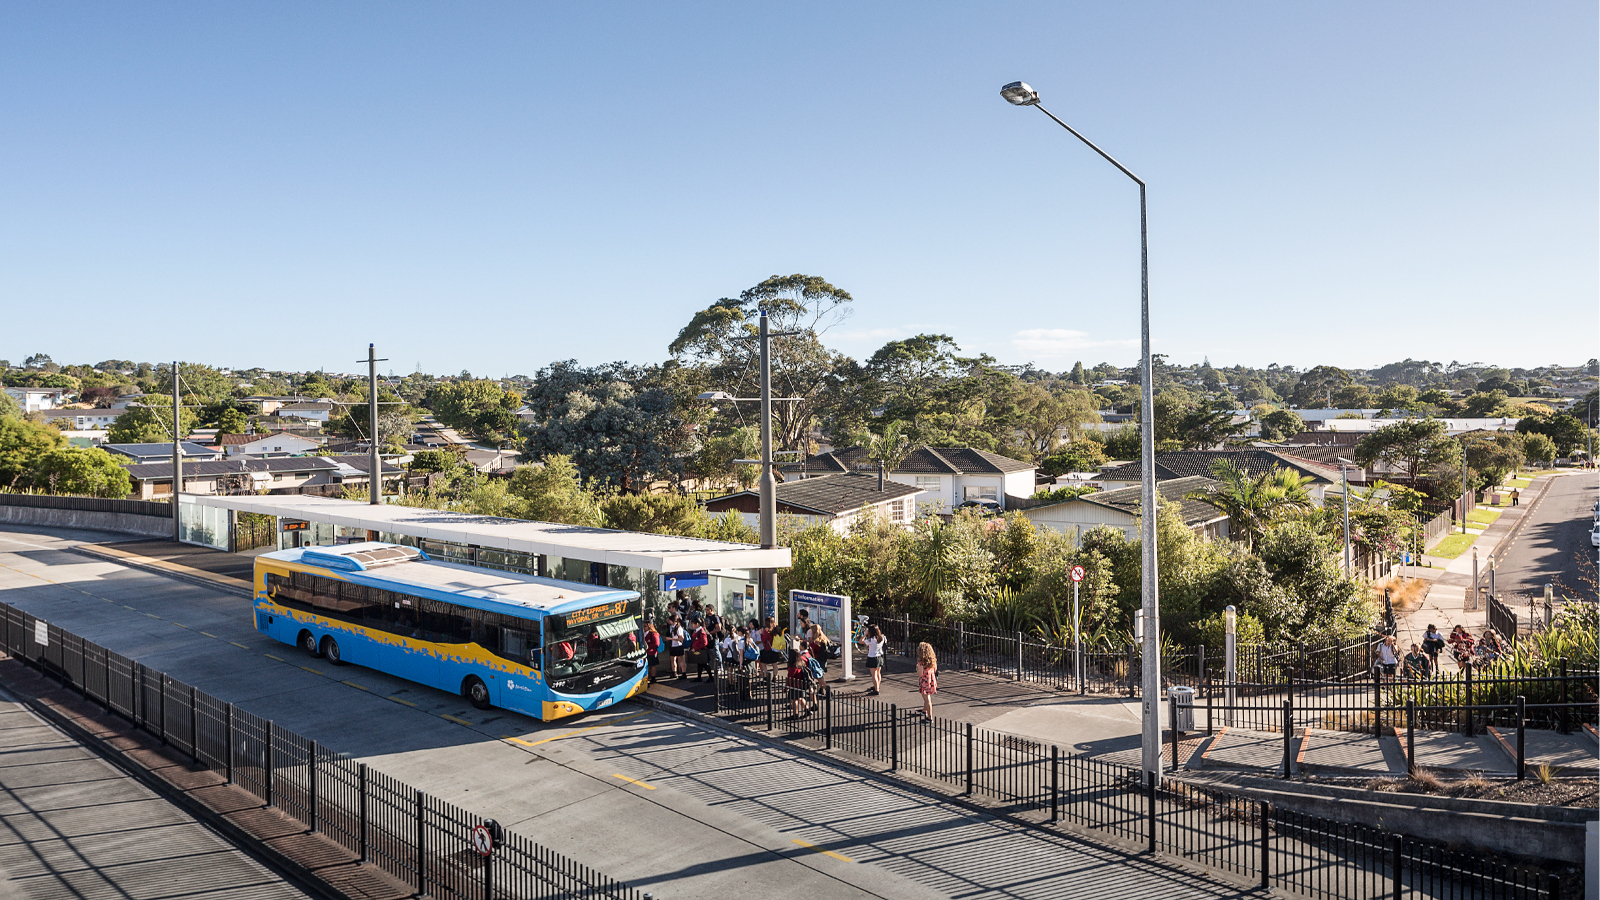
3,2 -> 1594,377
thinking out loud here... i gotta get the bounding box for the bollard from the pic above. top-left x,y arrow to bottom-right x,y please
1515,695 -> 1526,781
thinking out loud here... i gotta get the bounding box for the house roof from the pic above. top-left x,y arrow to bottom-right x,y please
793,446 -> 1035,477
319,455 -> 404,475
214,430 -> 313,446
103,441 -> 219,460
124,456 -> 338,482
1024,475 -> 1227,528
40,408 -> 126,418
1097,450 -> 1340,485
278,402 -> 334,412
706,472 -> 923,517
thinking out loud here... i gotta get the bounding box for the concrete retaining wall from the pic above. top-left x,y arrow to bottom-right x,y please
0,504 -> 172,539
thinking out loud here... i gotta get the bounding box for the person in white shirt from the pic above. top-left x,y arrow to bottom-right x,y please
667,615 -> 687,680
862,623 -> 885,695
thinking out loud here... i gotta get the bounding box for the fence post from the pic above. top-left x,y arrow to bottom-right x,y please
1373,670 -> 1382,738
1049,745 -> 1060,823
1015,631 -> 1024,682
890,704 -> 898,772
957,621 -> 965,671
1145,770 -> 1156,854
1463,666 -> 1474,737
358,763 -> 369,863
189,686 -> 198,764
224,704 -> 234,784
415,788 -> 425,893
1282,699 -> 1293,779
714,671 -> 722,714
158,673 -> 167,745
1196,644 -> 1205,687
1391,834 -> 1403,900
965,722 -> 974,795
1259,800 -> 1271,889
308,740 -> 318,833
103,649 -> 111,712
903,614 -> 910,657
824,686 -> 833,751
1168,694 -> 1178,773
1205,677 -> 1214,735
1559,658 -> 1569,734
1405,699 -> 1415,776
765,674 -> 774,732
1515,695 -> 1526,781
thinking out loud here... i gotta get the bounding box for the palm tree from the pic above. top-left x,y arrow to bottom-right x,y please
1188,460 -> 1314,550
868,420 -> 915,472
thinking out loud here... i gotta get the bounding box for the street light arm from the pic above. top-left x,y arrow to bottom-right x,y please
1032,104 -> 1145,187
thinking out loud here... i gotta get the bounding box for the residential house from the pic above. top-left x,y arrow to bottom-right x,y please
1019,475 -> 1230,544
315,455 -> 407,491
4,387 -> 72,413
276,401 -> 335,424
103,442 -> 224,465
122,457 -> 340,500
38,408 -> 128,431
109,391 -> 146,409
1096,450 -> 1341,505
703,472 -> 922,533
786,447 -> 1036,514
212,431 -> 322,457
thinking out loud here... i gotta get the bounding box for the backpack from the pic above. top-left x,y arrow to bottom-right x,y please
742,639 -> 760,662
692,629 -> 709,652
770,630 -> 787,653
645,631 -> 662,653
805,656 -> 825,681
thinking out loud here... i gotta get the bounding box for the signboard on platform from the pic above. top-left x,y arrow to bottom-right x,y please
789,589 -> 853,681
659,571 -> 708,592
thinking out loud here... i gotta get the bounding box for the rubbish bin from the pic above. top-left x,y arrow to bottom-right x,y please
1169,685 -> 1195,733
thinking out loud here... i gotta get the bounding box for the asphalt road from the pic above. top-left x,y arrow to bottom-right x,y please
0,526 -> 1250,900
1494,472 -> 1599,599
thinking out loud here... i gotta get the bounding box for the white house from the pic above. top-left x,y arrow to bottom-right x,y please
703,472 -> 923,534
215,431 -> 323,457
1019,476 -> 1231,545
1096,450 -> 1341,506
786,447 -> 1037,514
38,408 -> 128,431
4,387 -> 72,413
276,401 -> 334,424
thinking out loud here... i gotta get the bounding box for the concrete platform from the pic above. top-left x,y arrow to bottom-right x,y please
1296,727 -> 1404,775
1484,725 -> 1600,774
1194,726 -> 1291,774
1399,729 -> 1509,774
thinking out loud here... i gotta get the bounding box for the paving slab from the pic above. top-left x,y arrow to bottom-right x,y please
1401,729 -> 1508,774
1195,727 -> 1289,774
1482,725 -> 1600,772
1295,727 -> 1401,775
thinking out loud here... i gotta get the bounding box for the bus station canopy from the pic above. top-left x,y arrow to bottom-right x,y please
188,494 -> 791,573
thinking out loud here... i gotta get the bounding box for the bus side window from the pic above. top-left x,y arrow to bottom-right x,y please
502,627 -> 540,670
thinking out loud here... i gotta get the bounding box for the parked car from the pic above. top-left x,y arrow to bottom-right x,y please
955,499 -> 1003,516
1590,523 -> 1600,548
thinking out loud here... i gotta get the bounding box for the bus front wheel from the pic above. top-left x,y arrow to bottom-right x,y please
463,677 -> 491,711
298,630 -> 321,658
320,636 -> 344,665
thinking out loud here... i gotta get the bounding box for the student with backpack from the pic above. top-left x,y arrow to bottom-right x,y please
788,645 -> 820,718
759,616 -> 784,668
916,641 -> 938,719
862,623 -> 885,695
667,615 -> 687,680
643,621 -> 662,679
690,620 -> 712,681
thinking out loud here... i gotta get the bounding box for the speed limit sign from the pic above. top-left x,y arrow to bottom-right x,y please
1069,565 -> 1086,583
472,823 -> 495,857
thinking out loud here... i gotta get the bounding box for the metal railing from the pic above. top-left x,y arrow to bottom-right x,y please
0,600 -> 644,900
710,670 -> 1566,900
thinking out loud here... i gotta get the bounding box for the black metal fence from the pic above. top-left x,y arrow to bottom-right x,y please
712,671 -> 1566,900
1488,595 -> 1519,643
859,610 -> 1375,695
0,600 -> 643,900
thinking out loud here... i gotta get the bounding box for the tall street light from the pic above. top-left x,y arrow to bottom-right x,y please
1001,81 -> 1162,779
1337,457 -> 1355,575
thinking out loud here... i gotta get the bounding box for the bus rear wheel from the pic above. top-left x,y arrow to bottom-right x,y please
298,630 -> 321,658
463,677 -> 491,711
320,636 -> 344,665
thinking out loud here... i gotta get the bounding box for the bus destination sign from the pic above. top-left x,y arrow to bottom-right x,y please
562,600 -> 631,628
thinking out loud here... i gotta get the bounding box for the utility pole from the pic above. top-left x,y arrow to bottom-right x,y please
1337,458 -> 1354,575
757,311 -> 777,621
367,344 -> 385,506
171,361 -> 181,541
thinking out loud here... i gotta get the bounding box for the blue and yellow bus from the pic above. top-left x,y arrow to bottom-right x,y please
253,542 -> 648,721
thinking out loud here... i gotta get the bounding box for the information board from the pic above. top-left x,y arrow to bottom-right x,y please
789,589 -> 853,681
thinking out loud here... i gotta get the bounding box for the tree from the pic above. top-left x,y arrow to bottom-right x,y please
105,400 -> 197,444
426,380 -> 520,442
1289,365 -> 1354,408
1374,384 -> 1422,414
867,419 -> 915,472
1038,441 -> 1108,477
1521,432 -> 1557,467
1461,433 -> 1525,489
601,492 -> 706,535
1257,408 -> 1303,442
407,449 -> 463,475
216,407 -> 249,435
1354,418 -> 1460,486
1175,400 -> 1245,449
31,447 -> 132,497
670,274 -> 854,453
23,353 -> 55,371
1515,413 -> 1586,456
521,361 -> 678,491
1462,389 -> 1515,417
0,417 -> 67,489
1101,426 -> 1141,460
507,456 -> 604,526
0,390 -> 20,420
1069,362 -> 1087,385
1186,461 -> 1314,550
1016,385 -> 1100,458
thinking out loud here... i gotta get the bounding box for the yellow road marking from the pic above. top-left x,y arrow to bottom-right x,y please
199,632 -> 217,638
230,642 -> 250,649
264,654 -> 285,662
124,605 -> 138,610
509,710 -> 652,748
612,774 -> 655,790
173,623 -> 189,629
388,696 -> 417,707
791,838 -> 852,862
300,666 -> 321,674
341,681 -> 369,690
145,613 -> 161,619
440,714 -> 473,726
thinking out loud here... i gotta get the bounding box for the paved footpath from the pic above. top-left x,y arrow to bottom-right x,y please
0,684 -> 315,900
0,526 -> 1258,900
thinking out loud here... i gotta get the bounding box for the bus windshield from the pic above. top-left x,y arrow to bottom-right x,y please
545,599 -> 643,678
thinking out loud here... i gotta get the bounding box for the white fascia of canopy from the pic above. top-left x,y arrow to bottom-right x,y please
187,493 -> 790,573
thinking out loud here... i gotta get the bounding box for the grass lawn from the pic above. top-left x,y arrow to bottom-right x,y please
1467,507 -> 1502,527
1507,477 -> 1533,488
1430,533 -> 1475,560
